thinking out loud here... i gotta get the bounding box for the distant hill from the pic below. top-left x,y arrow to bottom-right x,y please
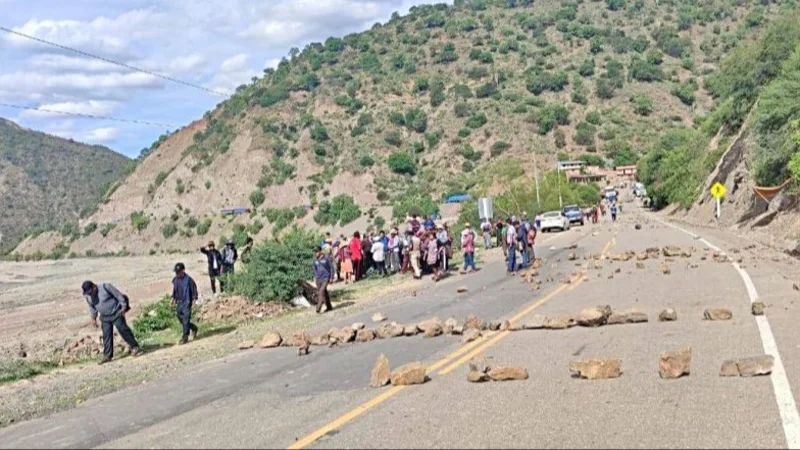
0,118 -> 130,252
14,0 -> 787,256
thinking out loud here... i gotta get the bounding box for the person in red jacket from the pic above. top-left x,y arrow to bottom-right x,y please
349,231 -> 363,281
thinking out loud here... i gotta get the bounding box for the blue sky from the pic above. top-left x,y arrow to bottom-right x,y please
0,0 -> 445,158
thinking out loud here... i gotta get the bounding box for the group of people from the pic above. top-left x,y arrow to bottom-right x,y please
584,200 -> 620,224
476,213 -> 539,275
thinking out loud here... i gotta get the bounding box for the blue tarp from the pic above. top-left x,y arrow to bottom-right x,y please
446,194 -> 472,203
221,207 -> 251,216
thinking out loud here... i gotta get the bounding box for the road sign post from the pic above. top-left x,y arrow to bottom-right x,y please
710,182 -> 727,219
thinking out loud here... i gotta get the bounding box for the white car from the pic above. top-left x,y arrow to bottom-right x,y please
540,211 -> 570,232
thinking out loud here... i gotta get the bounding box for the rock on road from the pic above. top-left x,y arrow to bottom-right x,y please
2,210 -> 800,449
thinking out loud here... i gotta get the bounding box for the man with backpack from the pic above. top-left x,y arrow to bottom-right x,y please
220,240 -> 238,292
200,241 -> 223,294
82,280 -> 142,364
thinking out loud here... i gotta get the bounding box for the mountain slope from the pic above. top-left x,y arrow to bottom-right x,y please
16,0 -> 783,256
0,118 -> 130,252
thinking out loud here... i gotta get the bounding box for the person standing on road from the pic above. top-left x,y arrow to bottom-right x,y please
527,222 -> 538,262
410,231 -> 423,279
481,220 -> 492,250
371,236 -> 387,276
171,263 -> 199,345
200,241 -> 223,295
82,281 -> 142,364
339,238 -> 354,284
313,246 -> 333,313
496,219 -> 506,257
389,229 -> 401,273
220,240 -> 238,292
611,202 -> 618,222
519,219 -> 530,269
350,232 -> 363,281
426,230 -> 441,281
506,221 -> 518,274
461,223 -> 477,273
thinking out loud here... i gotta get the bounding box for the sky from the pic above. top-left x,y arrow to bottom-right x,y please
0,0 -> 447,158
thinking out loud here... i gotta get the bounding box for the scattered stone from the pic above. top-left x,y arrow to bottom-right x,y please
488,320 -> 502,331
418,318 -> 443,337
451,325 -> 464,335
607,310 -> 648,325
259,332 -> 282,348
646,247 -> 661,258
237,340 -> 255,350
794,283 -> 799,292
403,324 -> 420,336
457,287 -> 469,293
297,343 -> 310,356
659,347 -> 692,379
461,328 -> 482,344
332,327 -> 356,343
569,359 -> 622,380
658,308 -> 677,322
488,366 -> 529,381
567,243 -> 578,249
568,252 -> 578,261
287,331 -> 311,347
376,322 -> 405,339
663,245 -> 691,258
636,252 -> 648,261
720,355 -> 775,377
636,262 -> 645,270
464,315 -> 487,331
309,333 -> 329,346
543,315 -> 575,330
635,224 -> 642,230
660,263 -> 671,275
356,328 -> 376,342
614,267 -> 622,274
500,320 -> 511,331
576,305 -> 612,327
444,317 -> 459,334
467,369 -> 491,383
703,308 -> 733,321
390,362 -> 427,386
524,315 -> 546,330
752,301 -> 765,316
372,312 -> 387,323
370,354 -> 391,388
351,322 -> 366,331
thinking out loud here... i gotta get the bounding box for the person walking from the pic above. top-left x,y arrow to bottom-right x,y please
461,223 -> 477,273
611,202 -> 618,222
313,246 -> 333,313
350,232 -> 363,281
389,229 -> 401,273
171,263 -> 199,345
519,220 -> 530,269
371,236 -> 387,276
240,237 -> 254,264
527,221 -> 538,262
339,238 -> 354,284
220,240 -> 238,292
426,230 -> 441,281
506,221 -> 518,274
200,241 -> 223,295
82,281 -> 142,364
410,231 -> 423,279
481,220 -> 492,250
361,232 -> 373,278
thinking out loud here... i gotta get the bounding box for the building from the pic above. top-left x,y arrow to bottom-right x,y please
616,165 -> 637,180
556,160 -> 585,178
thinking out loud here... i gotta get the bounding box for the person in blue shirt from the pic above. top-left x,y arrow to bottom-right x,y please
611,203 -> 618,222
313,246 -> 333,313
424,215 -> 436,230
171,263 -> 198,345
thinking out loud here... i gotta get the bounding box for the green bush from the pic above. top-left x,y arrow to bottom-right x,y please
387,152 -> 417,175
250,190 -> 266,207
454,103 -> 471,118
130,211 -> 150,232
384,131 -> 403,147
161,222 -> 178,239
100,223 -> 116,237
405,108 -> 428,133
490,141 -> 512,157
248,220 -> 264,235
83,222 -> 97,237
196,218 -> 212,236
313,195 -> 361,226
154,171 -> 168,186
585,111 -> 602,125
133,296 -> 180,336
461,145 -> 482,161
631,93 -> 654,116
671,80 -> 697,106
185,217 -> 199,229
475,83 -> 497,98
458,127 -> 472,138
596,78 -> 616,99
526,71 -> 569,95
575,122 -> 596,147
229,227 -> 319,302
462,161 -> 475,172
392,189 -> 438,220
630,58 -> 664,82
579,154 -> 606,167
578,59 -> 595,77
466,113 -> 488,129
359,155 -> 375,167
310,122 -> 329,142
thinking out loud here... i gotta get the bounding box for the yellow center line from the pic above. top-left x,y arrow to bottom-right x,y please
288,236 -> 615,449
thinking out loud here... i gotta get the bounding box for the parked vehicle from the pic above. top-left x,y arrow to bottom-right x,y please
540,211 -> 571,232
633,183 -> 647,198
562,204 -> 584,226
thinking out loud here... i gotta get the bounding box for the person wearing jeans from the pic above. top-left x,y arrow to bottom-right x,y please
481,220 -> 492,250
313,247 -> 333,313
82,281 -> 142,364
461,223 -> 477,273
506,222 -> 518,273
171,263 -> 199,345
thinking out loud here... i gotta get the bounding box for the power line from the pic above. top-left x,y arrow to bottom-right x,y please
0,102 -> 179,128
0,26 -> 233,97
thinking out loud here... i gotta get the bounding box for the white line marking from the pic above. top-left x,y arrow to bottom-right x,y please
655,216 -> 800,449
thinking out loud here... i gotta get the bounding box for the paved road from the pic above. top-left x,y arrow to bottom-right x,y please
2,209 -> 800,449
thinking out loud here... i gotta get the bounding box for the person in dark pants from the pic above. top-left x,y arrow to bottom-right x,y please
82,281 -> 142,364
171,263 -> 199,345
313,246 -> 333,313
200,241 -> 223,294
220,240 -> 238,292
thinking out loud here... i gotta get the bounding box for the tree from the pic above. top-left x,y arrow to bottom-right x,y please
405,108 -> 428,133
387,152 -> 417,175
250,190 -> 266,207
596,78 -> 616,99
631,93 -> 654,115
575,122 -> 596,147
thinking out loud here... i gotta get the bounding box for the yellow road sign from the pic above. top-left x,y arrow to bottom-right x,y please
710,182 -> 727,199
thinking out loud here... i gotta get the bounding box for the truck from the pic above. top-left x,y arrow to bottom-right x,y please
603,186 -> 618,202
562,204 -> 584,226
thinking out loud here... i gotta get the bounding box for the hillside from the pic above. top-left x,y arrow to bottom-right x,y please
0,118 -> 130,253
14,0 -> 786,257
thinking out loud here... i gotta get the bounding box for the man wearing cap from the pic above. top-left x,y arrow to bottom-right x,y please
200,241 -> 223,294
172,263 -> 199,345
313,246 -> 333,313
82,281 -> 142,364
220,240 -> 238,292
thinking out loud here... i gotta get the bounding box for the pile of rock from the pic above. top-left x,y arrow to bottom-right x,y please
466,357 -> 528,383
200,296 -> 289,323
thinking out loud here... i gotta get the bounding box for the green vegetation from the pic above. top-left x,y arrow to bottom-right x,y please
100,223 -> 117,238
250,190 -> 266,208
631,93 -> 654,116
161,222 -> 178,239
387,152 -> 417,175
133,296 -> 179,336
639,129 -> 712,209
196,218 -> 212,236
1,360 -> 57,385
130,211 -> 150,232
313,194 -> 361,226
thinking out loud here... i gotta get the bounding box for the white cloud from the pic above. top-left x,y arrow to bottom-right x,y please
166,53 -> 207,74
19,100 -> 120,119
26,54 -> 125,73
44,120 -> 118,143
81,127 -> 119,143
220,53 -> 249,72
0,71 -> 162,101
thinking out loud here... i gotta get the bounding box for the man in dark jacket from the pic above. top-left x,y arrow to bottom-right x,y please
172,262 -> 199,345
313,247 -> 333,314
200,241 -> 223,294
82,280 -> 142,364
220,240 -> 238,292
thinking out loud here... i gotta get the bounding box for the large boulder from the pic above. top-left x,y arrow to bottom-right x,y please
576,305 -> 612,327
720,355 -> 774,377
488,366 -> 529,381
607,310 -> 649,325
444,317 -> 459,334
418,318 -> 443,338
356,328 -> 376,343
703,308 -> 733,321
461,328 -> 482,345
403,324 -> 420,336
237,340 -> 255,350
331,327 -> 356,344
259,332 -> 282,348
372,312 -> 388,323
309,333 -> 329,346
569,359 -> 622,380
659,347 -> 692,379
543,316 -> 575,330
464,315 -> 487,331
658,309 -> 677,322
376,322 -> 405,339
390,362 -> 427,386
524,315 -> 546,330
286,331 -> 311,347
370,354 -> 391,388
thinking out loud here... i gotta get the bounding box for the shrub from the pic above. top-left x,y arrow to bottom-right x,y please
575,122 -> 596,146
458,127 -> 472,138
161,222 -> 178,239
578,59 -> 595,77
526,71 -> 569,95
313,195 -> 361,227
555,129 -> 566,148
596,78 -> 616,99
491,141 -> 512,157
405,108 -> 428,133
154,171 -> 168,186
83,222 -> 97,237
384,131 -> 403,147
671,81 -> 697,106
185,216 -> 199,229
475,82 -> 497,98
130,211 -> 150,232
585,111 -> 602,125
461,145 -> 482,161
579,154 -> 606,166
454,102 -> 471,118
248,220 -> 264,235
466,113 -> 488,129
250,190 -> 266,207
229,227 -> 319,302
630,58 -> 664,82
453,84 -> 473,99
133,296 -> 179,335
100,223 -> 116,237
388,111 -> 405,126
387,152 -> 417,175
461,161 -> 475,172
631,93 -> 654,115
359,155 -> 375,167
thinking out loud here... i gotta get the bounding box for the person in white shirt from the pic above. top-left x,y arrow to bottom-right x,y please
371,237 -> 387,276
